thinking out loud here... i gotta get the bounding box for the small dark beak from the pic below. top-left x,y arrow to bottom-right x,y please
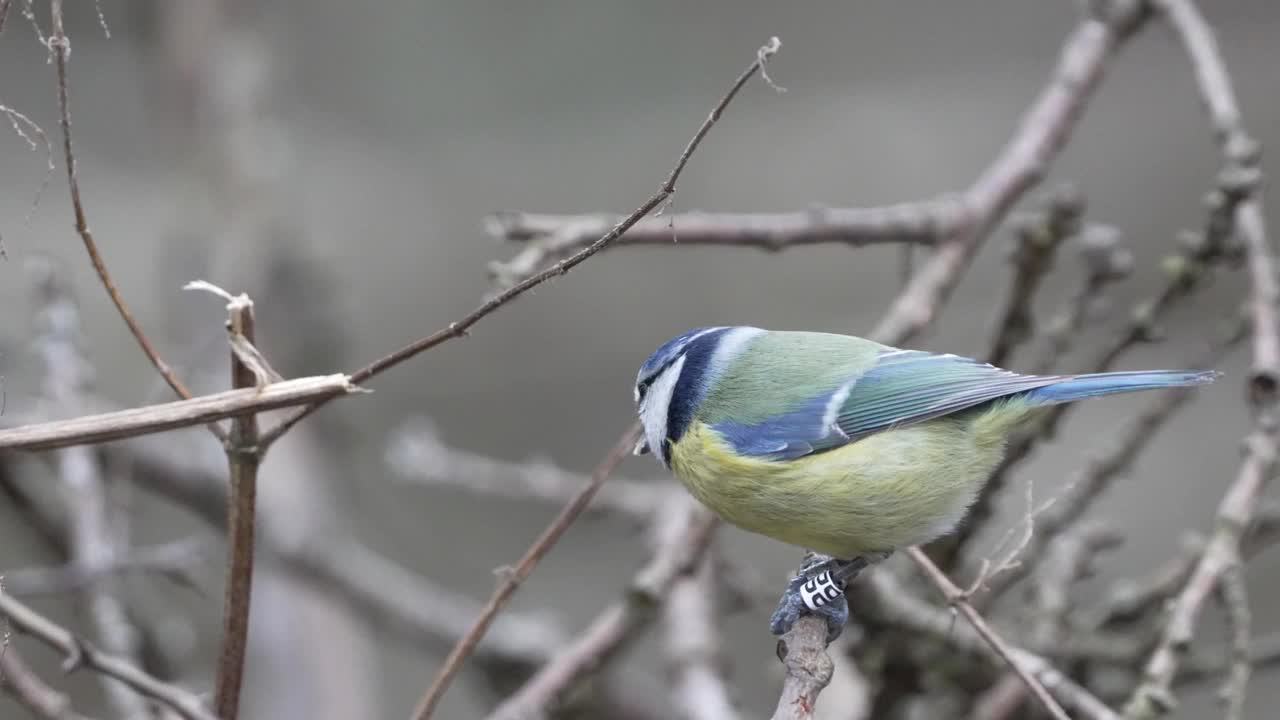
633,436 -> 650,456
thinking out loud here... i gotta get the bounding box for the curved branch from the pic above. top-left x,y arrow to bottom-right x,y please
0,591 -> 218,720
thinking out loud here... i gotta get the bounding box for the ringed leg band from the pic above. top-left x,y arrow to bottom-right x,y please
799,570 -> 843,611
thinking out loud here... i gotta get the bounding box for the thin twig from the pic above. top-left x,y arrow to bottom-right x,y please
213,294 -> 262,720
974,320 -> 1245,606
852,568 -> 1120,720
46,0 -> 226,443
0,645 -> 98,720
1027,223 -> 1134,375
1123,419 -> 1276,717
487,502 -> 719,720
982,524 -> 1122,716
985,185 -> 1083,367
955,149 -> 1249,568
411,424 -> 643,720
259,37 -> 783,451
906,547 -> 1072,720
0,374 -> 358,452
485,204 -> 941,289
0,591 -> 218,720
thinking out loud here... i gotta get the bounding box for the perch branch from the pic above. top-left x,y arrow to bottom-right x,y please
260,37 -> 783,450
772,4 -> 1151,711
487,501 -> 719,720
772,616 -> 832,720
47,0 -> 225,443
0,591 -> 218,720
0,374 -> 358,452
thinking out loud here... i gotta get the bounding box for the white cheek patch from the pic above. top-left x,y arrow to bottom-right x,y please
640,355 -> 685,466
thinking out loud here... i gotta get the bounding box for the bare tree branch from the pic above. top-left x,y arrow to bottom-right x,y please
1123,1 -> 1278,715
985,185 -> 1083,367
1026,223 -> 1134,375
907,548 -> 1072,720
854,565 -> 1120,720
0,374 -> 358,452
0,645 -> 98,720
213,293 -> 263,720
0,591 -> 218,720
408,38 -> 785,720
1,538 -> 206,596
487,501 -> 719,720
485,204 -> 942,289
769,4 -> 1153,713
47,0 -> 226,443
869,1 -> 1147,346
387,417 -> 668,520
258,37 -> 783,451
108,427 -> 570,668
974,319 -> 1245,607
953,165 -> 1247,568
1215,564 -> 1251,720
665,550 -> 741,720
412,424 -> 642,720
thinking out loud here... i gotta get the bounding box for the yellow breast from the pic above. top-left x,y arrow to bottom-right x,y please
667,417 -> 1008,558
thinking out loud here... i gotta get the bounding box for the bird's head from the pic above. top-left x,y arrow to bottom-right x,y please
633,326 -> 763,465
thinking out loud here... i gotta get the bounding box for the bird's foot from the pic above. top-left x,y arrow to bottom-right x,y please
769,555 -> 859,644
768,552 -> 892,643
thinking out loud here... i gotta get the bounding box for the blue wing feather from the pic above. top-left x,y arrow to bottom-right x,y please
712,349 -> 1067,460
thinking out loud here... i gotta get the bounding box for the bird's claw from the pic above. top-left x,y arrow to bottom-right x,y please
768,561 -> 849,644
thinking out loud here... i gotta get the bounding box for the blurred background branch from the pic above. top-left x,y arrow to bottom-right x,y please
1,1 -> 1277,719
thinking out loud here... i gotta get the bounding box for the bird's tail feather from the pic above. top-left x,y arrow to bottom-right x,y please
1025,370 -> 1221,405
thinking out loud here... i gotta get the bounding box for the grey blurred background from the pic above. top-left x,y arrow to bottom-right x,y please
0,1 -> 1277,718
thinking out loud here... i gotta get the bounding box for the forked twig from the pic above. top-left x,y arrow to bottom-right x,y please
260,37 -> 784,452
907,548 -> 1071,720
0,591 -> 217,720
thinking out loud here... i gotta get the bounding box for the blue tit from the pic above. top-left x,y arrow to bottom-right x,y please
632,326 -> 1219,639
